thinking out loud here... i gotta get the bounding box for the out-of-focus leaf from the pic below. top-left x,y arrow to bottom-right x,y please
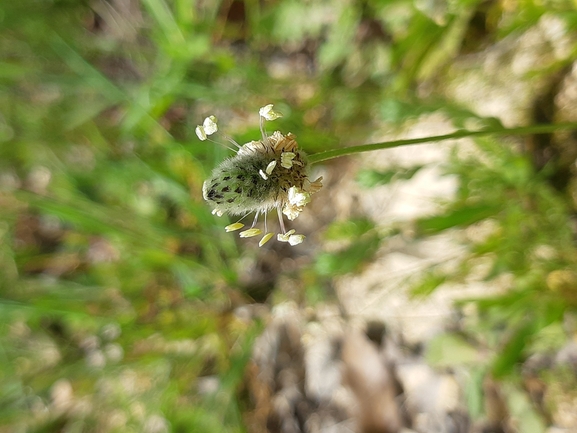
528,322 -> 566,353
491,322 -> 535,378
409,269 -> 447,296
317,4 -> 359,70
272,1 -> 328,43
417,6 -> 476,81
502,383 -> 547,433
323,218 -> 375,241
357,165 -> 424,188
426,333 -> 481,367
416,203 -> 501,234
315,235 -> 381,276
465,367 -> 486,420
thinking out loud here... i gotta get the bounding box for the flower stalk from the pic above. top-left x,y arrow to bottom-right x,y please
198,104 -> 577,246
307,122 -> 577,165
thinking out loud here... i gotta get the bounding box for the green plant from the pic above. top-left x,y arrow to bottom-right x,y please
2,0 -> 577,431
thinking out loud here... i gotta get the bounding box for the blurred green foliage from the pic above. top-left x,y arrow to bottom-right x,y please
356,165 -> 424,188
1,0 -> 576,431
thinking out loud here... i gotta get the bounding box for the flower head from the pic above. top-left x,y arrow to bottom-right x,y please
199,105 -> 322,246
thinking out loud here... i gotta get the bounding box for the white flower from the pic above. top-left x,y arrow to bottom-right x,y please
195,126 -> 207,141
277,230 -> 296,242
281,152 -> 296,169
282,187 -> 311,220
282,203 -> 301,221
203,115 -> 218,135
288,234 -> 305,246
288,186 -> 311,207
195,115 -> 218,141
259,104 -> 282,121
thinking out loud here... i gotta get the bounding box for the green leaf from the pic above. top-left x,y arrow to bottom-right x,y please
502,383 -> 547,433
465,368 -> 486,420
356,165 -> 424,188
410,269 -> 447,296
416,203 -> 500,234
426,333 -> 481,367
323,218 -> 375,241
492,322 -> 535,378
315,235 -> 381,276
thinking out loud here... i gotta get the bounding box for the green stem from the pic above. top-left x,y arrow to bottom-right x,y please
308,122 -> 577,164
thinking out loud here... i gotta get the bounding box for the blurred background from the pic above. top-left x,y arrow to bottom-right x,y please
1,0 -> 577,432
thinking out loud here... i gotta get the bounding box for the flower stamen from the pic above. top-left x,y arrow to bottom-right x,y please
278,229 -> 296,242
288,234 -> 305,246
277,206 -> 287,234
281,152 -> 296,169
259,104 -> 283,121
265,160 -> 277,175
225,222 -> 245,232
240,228 -> 262,238
259,233 -> 274,247
251,211 -> 260,228
195,115 -> 218,141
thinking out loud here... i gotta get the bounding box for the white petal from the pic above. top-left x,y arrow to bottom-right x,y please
265,160 -> 277,175
287,186 -> 311,207
282,203 -> 301,221
288,234 -> 305,246
203,115 -> 218,135
259,104 -> 282,121
259,169 -> 268,180
195,126 -> 207,141
277,229 -> 295,242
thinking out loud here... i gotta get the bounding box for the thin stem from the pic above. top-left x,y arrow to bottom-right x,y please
260,116 -> 267,141
308,122 -> 577,165
251,211 -> 260,228
276,206 -> 286,234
